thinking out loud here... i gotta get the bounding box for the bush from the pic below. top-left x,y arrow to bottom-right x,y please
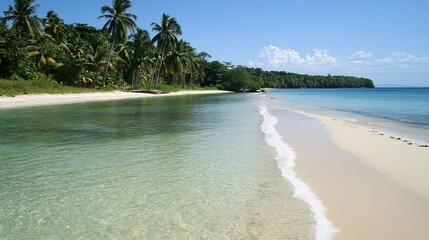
0,25 -> 37,79
221,67 -> 254,92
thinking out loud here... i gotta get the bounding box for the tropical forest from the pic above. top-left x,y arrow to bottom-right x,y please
0,0 -> 374,96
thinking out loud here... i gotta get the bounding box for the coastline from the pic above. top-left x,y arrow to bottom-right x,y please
271,107 -> 429,239
0,90 -> 232,109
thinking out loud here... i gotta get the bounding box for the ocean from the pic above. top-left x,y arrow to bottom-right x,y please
265,88 -> 429,143
0,94 -> 315,239
1,88 -> 427,239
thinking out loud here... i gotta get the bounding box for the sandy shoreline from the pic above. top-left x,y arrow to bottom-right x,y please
273,108 -> 429,239
3,90 -> 428,238
0,90 -> 231,109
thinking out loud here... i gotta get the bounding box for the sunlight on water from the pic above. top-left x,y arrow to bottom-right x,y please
0,94 -> 314,239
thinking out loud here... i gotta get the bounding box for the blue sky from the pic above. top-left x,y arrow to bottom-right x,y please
1,0 -> 428,86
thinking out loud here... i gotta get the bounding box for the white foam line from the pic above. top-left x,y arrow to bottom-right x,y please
258,105 -> 338,240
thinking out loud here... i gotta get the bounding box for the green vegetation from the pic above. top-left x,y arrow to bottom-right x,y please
154,84 -> 218,93
0,0 -> 374,96
201,62 -> 374,91
247,69 -> 374,89
0,79 -> 112,96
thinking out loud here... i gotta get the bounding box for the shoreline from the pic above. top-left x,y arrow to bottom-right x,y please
271,107 -> 429,239
259,106 -> 337,240
0,90 -> 232,109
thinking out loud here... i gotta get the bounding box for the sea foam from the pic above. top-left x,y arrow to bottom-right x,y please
258,105 -> 338,240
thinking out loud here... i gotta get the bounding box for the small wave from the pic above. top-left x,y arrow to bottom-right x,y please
258,105 -> 338,240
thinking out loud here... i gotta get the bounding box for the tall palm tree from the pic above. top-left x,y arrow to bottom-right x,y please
98,0 -> 137,86
117,42 -> 133,86
1,0 -> 41,39
130,28 -> 153,87
43,11 -> 66,44
181,42 -> 200,88
150,13 -> 182,89
165,41 -> 188,86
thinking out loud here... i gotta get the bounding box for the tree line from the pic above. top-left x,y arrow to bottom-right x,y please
0,0 -> 373,92
200,63 -> 374,91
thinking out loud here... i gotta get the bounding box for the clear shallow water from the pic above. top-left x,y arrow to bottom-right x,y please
266,88 -> 429,142
0,94 -> 314,239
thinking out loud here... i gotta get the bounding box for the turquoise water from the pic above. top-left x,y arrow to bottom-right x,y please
266,88 -> 429,142
0,94 -> 314,239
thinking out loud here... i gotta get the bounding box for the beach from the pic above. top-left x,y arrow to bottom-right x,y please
2,89 -> 429,239
272,107 -> 429,239
0,90 -> 231,109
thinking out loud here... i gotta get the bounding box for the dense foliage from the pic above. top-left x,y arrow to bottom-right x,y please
246,68 -> 374,89
201,62 -> 374,90
0,0 -> 373,93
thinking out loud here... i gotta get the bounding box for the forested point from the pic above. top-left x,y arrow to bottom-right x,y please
0,0 -> 374,95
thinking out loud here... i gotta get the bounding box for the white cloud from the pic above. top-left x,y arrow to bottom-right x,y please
377,52 -> 427,64
258,45 -> 337,67
348,51 -> 372,64
259,45 -> 303,66
248,45 -> 429,85
252,45 -> 427,71
349,50 -> 372,60
311,49 -> 338,64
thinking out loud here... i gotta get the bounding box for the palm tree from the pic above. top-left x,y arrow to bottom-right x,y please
193,64 -> 206,86
43,11 -> 66,44
26,33 -> 58,74
86,42 -> 112,86
182,42 -> 200,88
1,0 -> 41,39
57,36 -> 92,86
117,42 -> 133,86
165,40 -> 188,86
130,28 -> 153,87
197,52 -> 211,61
150,13 -> 182,89
98,0 -> 137,86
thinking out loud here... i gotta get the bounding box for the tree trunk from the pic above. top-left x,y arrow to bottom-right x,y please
102,39 -> 116,87
181,73 -> 186,88
131,69 -> 135,87
120,68 -> 124,86
188,72 -> 193,88
148,56 -> 159,90
136,65 -> 142,87
155,61 -> 162,89
149,42 -> 167,90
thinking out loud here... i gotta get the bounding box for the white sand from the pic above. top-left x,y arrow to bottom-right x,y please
300,111 -> 429,200
276,109 -> 429,239
0,90 -> 231,109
